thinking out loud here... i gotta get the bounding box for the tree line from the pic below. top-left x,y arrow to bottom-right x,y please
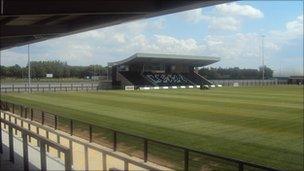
0,61 -> 107,79
198,66 -> 273,79
0,60 -> 273,79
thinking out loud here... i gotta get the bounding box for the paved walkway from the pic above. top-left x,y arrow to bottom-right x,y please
0,129 -> 65,170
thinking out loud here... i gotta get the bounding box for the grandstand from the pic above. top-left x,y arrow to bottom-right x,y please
109,53 -> 220,89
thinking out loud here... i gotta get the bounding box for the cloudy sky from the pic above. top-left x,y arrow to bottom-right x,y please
1,1 -> 303,76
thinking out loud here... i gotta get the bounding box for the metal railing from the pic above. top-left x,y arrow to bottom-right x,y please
0,83 -> 99,93
0,100 -> 282,171
0,115 -> 71,171
210,79 -> 288,86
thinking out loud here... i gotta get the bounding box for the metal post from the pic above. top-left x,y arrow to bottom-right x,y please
9,125 -> 14,163
55,115 -> 58,130
20,105 -> 23,117
261,35 -> 265,80
30,108 -> 33,121
89,125 -> 92,143
70,120 -> 73,135
46,131 -> 49,152
12,103 -> 15,113
69,140 -> 73,165
4,114 -> 7,129
113,131 -> 117,151
184,149 -> 189,171
57,134 -> 61,158
144,139 -> 148,162
40,141 -> 47,171
64,150 -> 72,171
238,163 -> 244,171
102,153 -> 107,171
124,161 -> 129,171
22,133 -> 29,171
25,107 -> 28,118
14,117 -> 17,135
28,44 -> 31,93
42,111 -> 45,125
0,120 -> 2,153
85,146 -> 89,171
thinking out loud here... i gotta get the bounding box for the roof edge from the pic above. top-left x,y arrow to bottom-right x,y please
108,52 -> 220,67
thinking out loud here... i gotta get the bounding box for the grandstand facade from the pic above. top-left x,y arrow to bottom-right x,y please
108,53 -> 220,89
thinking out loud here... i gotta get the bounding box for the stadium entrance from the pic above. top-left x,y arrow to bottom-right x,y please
108,53 -> 220,89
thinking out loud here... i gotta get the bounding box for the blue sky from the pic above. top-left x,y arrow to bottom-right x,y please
1,1 -> 303,76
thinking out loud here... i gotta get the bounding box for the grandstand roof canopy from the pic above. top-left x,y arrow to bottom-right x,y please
0,0 -> 224,50
108,53 -> 220,67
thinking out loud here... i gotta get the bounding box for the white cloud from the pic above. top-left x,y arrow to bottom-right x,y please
78,30 -> 105,39
203,33 -> 261,60
179,9 -> 240,31
179,8 -> 205,23
208,16 -> 241,31
270,14 -> 303,44
1,50 -> 28,66
113,33 -> 126,43
286,14 -> 303,36
153,35 -> 201,53
179,2 -> 263,31
215,2 -> 264,18
0,30 -> 280,68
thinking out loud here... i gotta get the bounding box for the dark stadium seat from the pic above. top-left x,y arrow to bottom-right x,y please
144,73 -> 193,86
120,71 -> 212,87
182,73 -> 212,85
119,71 -> 153,87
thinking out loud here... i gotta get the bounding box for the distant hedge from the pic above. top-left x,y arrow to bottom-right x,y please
0,60 -> 107,78
199,66 -> 273,79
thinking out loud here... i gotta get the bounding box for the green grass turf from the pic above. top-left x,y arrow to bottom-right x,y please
1,85 -> 303,170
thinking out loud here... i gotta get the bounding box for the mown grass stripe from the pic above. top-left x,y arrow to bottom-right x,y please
1,86 -> 303,170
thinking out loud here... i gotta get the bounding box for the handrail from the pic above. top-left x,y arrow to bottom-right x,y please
0,116 -> 71,171
0,100 -> 282,171
1,111 -> 166,171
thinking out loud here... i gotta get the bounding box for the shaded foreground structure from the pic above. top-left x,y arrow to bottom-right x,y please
0,0 -> 224,50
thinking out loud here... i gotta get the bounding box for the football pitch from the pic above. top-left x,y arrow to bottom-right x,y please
1,85 -> 303,170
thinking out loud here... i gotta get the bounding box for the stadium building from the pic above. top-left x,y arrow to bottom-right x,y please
108,53 -> 220,89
